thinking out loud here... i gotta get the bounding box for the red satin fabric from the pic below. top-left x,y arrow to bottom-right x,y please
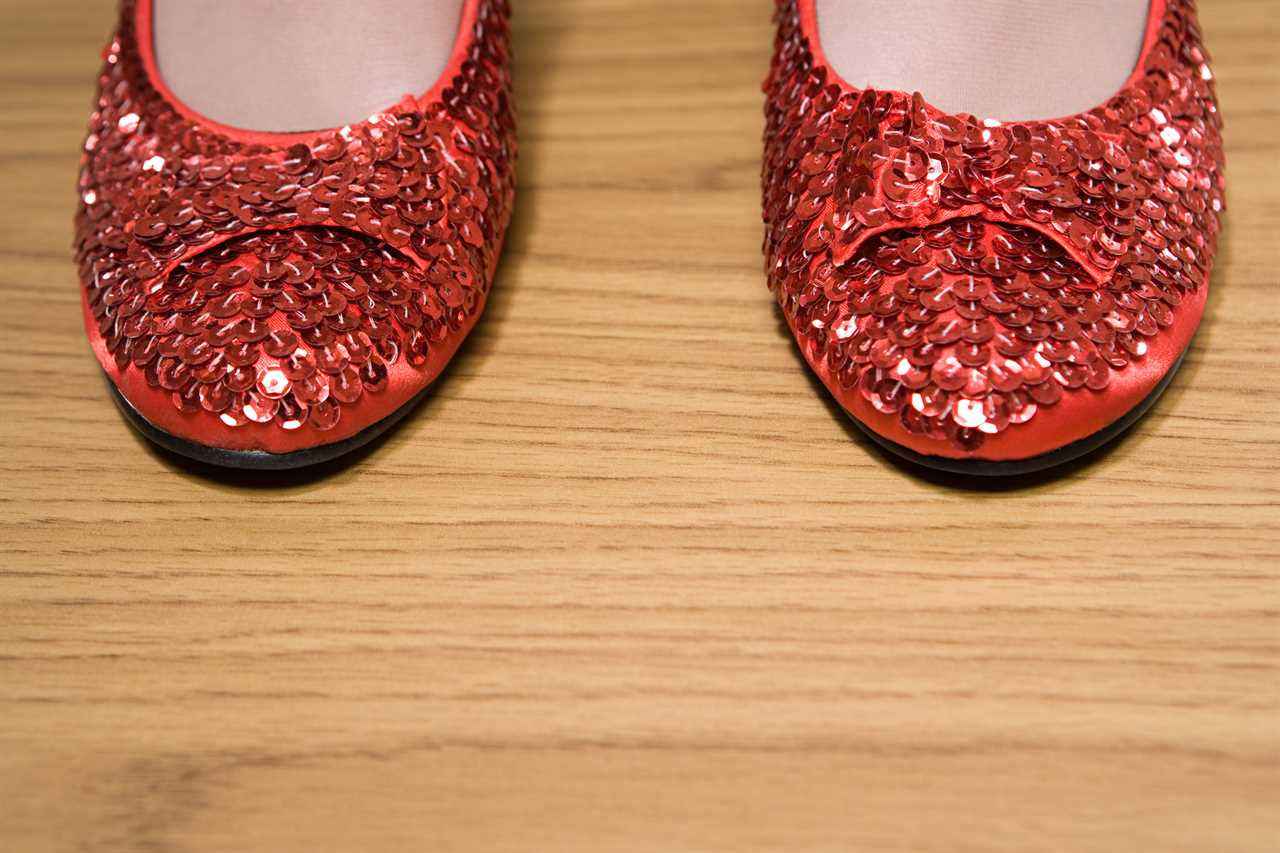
763,0 -> 1224,462
76,0 -> 515,455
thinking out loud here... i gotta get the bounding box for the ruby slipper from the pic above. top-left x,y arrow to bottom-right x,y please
75,0 -> 516,468
761,0 -> 1224,475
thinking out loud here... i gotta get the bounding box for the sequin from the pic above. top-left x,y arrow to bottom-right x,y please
74,0 -> 516,436
762,0 -> 1224,452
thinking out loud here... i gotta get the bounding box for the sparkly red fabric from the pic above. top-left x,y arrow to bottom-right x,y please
74,0 -> 515,454
763,0 -> 1224,461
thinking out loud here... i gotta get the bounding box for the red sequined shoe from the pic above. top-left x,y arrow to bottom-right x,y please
762,0 -> 1224,475
74,0 -> 515,468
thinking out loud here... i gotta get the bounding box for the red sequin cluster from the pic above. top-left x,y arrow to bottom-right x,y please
74,0 -> 515,435
762,0 -> 1224,452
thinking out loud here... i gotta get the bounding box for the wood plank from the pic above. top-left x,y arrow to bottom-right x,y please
0,1 -> 1276,850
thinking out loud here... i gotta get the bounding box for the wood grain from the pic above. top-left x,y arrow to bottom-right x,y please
1,1 -> 1277,851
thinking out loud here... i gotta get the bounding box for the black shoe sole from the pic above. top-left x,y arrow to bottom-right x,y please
848,352 -> 1186,477
107,379 -> 433,470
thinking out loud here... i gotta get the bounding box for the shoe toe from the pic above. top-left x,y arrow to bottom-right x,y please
85,226 -> 487,455
789,215 -> 1205,463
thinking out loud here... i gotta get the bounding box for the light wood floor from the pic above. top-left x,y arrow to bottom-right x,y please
1,1 -> 1277,851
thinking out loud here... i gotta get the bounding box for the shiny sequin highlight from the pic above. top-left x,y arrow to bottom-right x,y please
762,0 -> 1224,453
75,0 -> 515,436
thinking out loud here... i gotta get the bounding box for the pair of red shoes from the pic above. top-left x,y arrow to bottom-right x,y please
75,0 -> 1225,475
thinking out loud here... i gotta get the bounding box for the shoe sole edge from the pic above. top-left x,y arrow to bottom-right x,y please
848,352 -> 1186,477
107,378 -> 431,470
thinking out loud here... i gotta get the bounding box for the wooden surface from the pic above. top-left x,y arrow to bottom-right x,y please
1,1 -> 1278,851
